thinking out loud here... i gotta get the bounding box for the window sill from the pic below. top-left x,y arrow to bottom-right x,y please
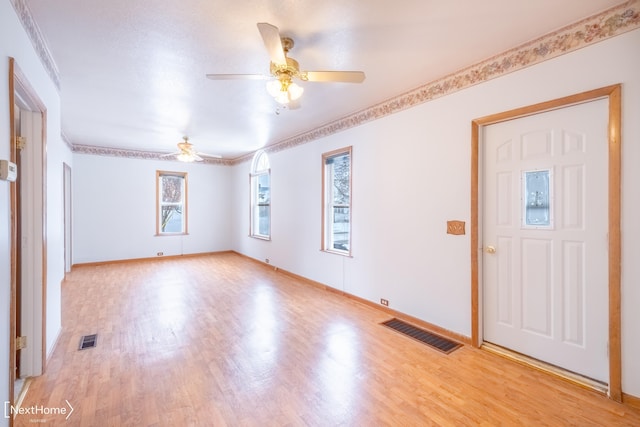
320,249 -> 353,258
155,232 -> 189,237
249,235 -> 271,241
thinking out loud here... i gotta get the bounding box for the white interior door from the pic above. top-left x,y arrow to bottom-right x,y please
19,109 -> 45,377
482,99 -> 609,383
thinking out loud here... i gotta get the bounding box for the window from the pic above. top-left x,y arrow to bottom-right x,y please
156,170 -> 188,235
523,169 -> 553,228
322,147 -> 352,255
250,151 -> 271,239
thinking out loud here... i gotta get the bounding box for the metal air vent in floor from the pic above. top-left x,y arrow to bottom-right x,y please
78,334 -> 98,350
381,318 -> 461,354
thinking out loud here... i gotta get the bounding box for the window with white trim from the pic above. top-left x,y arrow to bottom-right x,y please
156,170 -> 188,235
322,147 -> 352,255
250,150 -> 271,239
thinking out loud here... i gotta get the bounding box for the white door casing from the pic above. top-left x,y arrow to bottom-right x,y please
482,99 -> 609,382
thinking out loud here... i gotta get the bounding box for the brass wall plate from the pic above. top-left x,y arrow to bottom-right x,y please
447,220 -> 465,235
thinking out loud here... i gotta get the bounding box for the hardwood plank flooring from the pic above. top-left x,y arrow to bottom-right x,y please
14,253 -> 640,426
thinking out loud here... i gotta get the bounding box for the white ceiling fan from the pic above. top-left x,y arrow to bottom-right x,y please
160,137 -> 222,162
206,22 -> 366,106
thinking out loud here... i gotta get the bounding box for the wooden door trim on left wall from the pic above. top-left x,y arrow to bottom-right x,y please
8,57 -> 49,425
470,84 -> 622,402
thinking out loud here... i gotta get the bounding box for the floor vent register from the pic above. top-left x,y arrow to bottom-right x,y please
381,318 -> 461,354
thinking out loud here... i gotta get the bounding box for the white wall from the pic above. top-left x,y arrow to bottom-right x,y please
231,29 -> 640,396
1,1 -> 70,424
72,154 -> 232,263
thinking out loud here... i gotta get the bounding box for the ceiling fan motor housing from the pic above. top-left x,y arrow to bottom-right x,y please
270,56 -> 304,82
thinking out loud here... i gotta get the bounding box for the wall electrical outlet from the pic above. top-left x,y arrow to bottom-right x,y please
265,258 -> 270,264
157,252 -> 164,256
380,298 -> 389,306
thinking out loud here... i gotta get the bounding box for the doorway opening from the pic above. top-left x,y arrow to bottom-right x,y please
9,57 -> 48,420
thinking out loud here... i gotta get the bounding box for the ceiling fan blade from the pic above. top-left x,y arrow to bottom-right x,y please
206,74 -> 268,80
197,152 -> 223,159
192,154 -> 204,162
257,22 -> 286,66
303,71 -> 366,83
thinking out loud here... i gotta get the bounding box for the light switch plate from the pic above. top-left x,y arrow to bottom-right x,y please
0,160 -> 17,182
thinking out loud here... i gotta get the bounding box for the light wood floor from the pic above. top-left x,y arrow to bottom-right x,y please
15,253 -> 640,426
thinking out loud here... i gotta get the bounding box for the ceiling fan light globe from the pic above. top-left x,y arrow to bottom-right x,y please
266,80 -> 283,98
177,153 -> 196,162
288,83 -> 303,101
274,91 -> 290,104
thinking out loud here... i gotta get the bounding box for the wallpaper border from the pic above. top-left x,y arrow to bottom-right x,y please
12,0 -> 640,164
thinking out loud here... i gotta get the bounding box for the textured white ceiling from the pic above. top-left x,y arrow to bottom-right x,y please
24,0 -> 623,159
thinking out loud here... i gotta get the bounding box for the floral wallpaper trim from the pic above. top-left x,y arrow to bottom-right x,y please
73,144 -> 234,166
11,0 -> 60,90
233,0 -> 640,165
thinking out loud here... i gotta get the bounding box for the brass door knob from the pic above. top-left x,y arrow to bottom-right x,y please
485,246 -> 496,254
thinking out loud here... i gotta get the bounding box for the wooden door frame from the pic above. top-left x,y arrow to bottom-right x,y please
8,57 -> 48,422
470,84 -> 622,401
